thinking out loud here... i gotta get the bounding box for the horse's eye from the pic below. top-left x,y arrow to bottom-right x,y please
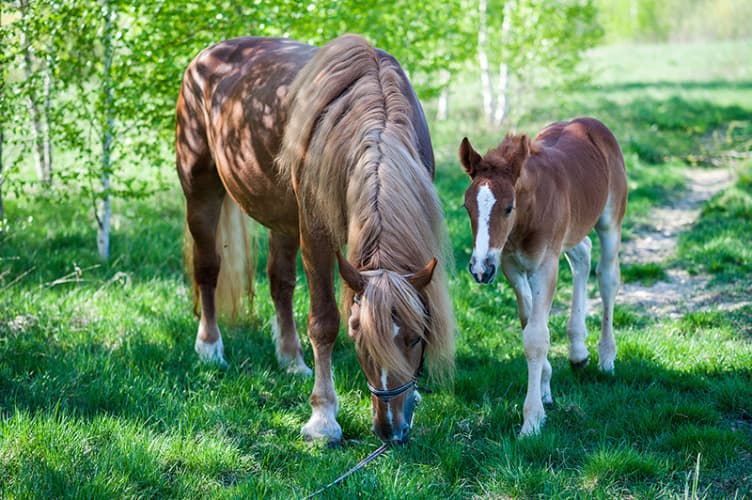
408,336 -> 422,348
504,204 -> 514,216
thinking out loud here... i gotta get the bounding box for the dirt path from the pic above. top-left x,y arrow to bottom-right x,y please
612,167 -> 750,319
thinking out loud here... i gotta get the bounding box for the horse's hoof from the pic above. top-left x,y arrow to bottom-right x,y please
195,337 -> 228,368
302,413 -> 343,444
285,356 -> 313,377
570,356 -> 589,370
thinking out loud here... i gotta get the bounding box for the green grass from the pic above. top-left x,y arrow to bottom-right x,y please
2,39 -> 752,498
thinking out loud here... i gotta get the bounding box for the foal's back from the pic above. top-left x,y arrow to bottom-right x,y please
527,117 -> 627,249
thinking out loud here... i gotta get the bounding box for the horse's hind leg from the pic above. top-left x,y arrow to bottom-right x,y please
595,214 -> 622,373
177,101 -> 227,365
185,181 -> 227,365
268,230 -> 311,376
564,236 -> 592,368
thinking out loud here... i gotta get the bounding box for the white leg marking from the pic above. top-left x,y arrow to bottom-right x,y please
596,227 -> 621,373
564,237 -> 592,365
195,321 -> 227,367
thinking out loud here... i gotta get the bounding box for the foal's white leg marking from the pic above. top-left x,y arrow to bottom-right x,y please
596,224 -> 621,373
564,237 -> 592,365
519,257 -> 557,437
195,318 -> 227,367
271,315 -> 312,376
471,184 -> 501,279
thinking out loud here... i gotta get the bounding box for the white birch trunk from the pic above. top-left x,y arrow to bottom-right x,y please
97,0 -> 115,260
43,51 -> 53,180
478,0 -> 495,123
1,127 -> 5,226
437,70 -> 450,121
18,0 -> 50,184
493,0 -> 514,126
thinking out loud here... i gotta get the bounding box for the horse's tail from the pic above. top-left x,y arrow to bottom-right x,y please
183,196 -> 257,322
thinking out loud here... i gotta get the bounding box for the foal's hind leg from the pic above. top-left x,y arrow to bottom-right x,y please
268,230 -> 311,376
564,237 -> 592,368
595,221 -> 622,373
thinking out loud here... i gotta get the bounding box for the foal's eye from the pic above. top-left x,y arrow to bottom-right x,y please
504,204 -> 514,216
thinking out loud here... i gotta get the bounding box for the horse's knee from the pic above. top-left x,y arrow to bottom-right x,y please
307,312 -> 340,346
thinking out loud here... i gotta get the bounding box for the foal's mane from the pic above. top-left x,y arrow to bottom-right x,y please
276,34 -> 455,382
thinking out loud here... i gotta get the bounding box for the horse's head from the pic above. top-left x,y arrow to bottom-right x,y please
337,252 -> 437,444
459,135 -> 531,284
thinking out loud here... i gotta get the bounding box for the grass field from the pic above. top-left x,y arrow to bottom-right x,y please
1,39 -> 751,498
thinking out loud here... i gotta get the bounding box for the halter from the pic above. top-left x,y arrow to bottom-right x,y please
354,293 -> 428,403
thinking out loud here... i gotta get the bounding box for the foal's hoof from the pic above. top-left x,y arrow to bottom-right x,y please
569,356 -> 589,370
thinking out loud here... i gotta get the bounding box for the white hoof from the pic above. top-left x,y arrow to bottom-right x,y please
598,360 -> 615,374
195,336 -> 227,367
520,412 -> 545,437
302,410 -> 342,444
286,356 -> 313,377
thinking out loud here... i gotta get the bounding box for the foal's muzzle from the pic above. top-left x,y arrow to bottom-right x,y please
469,256 -> 497,284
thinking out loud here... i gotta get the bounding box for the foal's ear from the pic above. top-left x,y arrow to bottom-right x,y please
459,137 -> 482,177
336,250 -> 365,295
503,134 -> 531,181
406,257 -> 437,292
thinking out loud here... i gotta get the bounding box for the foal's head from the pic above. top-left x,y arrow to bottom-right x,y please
337,252 -> 437,444
459,135 -> 531,283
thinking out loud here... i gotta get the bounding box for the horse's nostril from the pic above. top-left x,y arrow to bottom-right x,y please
397,423 -> 410,444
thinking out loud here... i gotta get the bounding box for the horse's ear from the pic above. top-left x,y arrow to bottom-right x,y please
336,250 -> 365,295
504,134 -> 531,181
406,257 -> 437,292
459,137 -> 482,177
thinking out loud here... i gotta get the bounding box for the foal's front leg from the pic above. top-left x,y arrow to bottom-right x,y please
503,256 -> 552,407
519,256 -> 558,436
298,230 -> 342,444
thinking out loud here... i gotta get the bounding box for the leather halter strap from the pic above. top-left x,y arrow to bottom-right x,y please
353,292 -> 429,403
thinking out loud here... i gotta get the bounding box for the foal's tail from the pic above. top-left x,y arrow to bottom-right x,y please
183,196 -> 257,322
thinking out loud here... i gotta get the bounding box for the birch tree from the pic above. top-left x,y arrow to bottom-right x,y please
478,0 -> 602,125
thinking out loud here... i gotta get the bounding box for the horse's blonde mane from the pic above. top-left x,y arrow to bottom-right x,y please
276,34 -> 455,383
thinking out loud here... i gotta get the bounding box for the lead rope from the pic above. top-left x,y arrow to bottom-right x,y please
305,442 -> 390,499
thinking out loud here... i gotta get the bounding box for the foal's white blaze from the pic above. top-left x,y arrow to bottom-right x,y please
471,184 -> 497,278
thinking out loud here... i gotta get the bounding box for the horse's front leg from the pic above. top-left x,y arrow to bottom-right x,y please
520,255 -> 558,437
298,230 -> 342,444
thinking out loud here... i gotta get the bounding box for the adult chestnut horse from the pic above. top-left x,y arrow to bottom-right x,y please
176,34 -> 455,444
459,118 -> 627,436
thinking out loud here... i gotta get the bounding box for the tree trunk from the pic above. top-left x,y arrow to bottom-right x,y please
97,0 -> 115,260
437,70 -> 450,121
478,0 -> 495,123
493,0 -> 514,126
43,50 -> 53,180
0,126 -> 5,228
18,0 -> 50,184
